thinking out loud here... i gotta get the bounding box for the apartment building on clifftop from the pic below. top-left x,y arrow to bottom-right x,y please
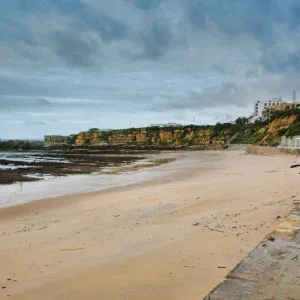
249,97 -> 284,123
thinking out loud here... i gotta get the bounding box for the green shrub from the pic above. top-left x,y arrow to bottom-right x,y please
286,122 -> 300,137
271,108 -> 300,120
211,122 -> 232,138
253,132 -> 265,143
83,138 -> 91,146
88,128 -> 99,132
277,128 -> 288,136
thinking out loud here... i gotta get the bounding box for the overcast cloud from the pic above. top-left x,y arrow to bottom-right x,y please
1,0 -> 300,138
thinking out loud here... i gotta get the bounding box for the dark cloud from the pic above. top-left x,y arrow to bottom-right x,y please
289,2 -> 300,28
53,29 -> 101,66
131,0 -> 164,10
24,120 -> 47,126
0,0 -> 128,67
76,8 -> 128,43
186,1 -> 207,29
0,97 -> 52,112
0,75 -> 67,98
188,82 -> 249,109
2,0 -> 300,138
186,0 -> 284,44
16,0 -> 83,13
1,0 -> 299,69
139,18 -> 174,60
260,50 -> 300,73
34,98 -> 52,106
155,82 -> 249,111
0,77 -> 47,97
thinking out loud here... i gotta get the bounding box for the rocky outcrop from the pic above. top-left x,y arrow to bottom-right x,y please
0,140 -> 45,151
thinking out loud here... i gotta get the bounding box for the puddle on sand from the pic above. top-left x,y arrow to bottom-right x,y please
0,169 -> 175,208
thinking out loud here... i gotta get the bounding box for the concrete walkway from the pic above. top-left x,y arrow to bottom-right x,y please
204,204 -> 300,300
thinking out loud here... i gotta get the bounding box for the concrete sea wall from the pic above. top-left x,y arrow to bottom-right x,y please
246,145 -> 300,156
204,203 -> 300,299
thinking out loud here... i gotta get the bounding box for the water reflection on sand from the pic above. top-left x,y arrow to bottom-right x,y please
0,155 -> 200,208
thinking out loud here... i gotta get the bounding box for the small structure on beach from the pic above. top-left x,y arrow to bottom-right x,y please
44,135 -> 72,146
280,135 -> 300,148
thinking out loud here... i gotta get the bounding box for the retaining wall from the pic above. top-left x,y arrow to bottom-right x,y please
246,145 -> 300,156
226,144 -> 247,151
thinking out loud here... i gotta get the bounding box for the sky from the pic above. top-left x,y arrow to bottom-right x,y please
1,0 -> 300,139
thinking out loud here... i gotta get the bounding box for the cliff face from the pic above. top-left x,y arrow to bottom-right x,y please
43,110 -> 300,149
233,113 -> 299,146
257,115 -> 297,145
73,126 -> 226,148
44,135 -> 73,146
74,132 -> 104,146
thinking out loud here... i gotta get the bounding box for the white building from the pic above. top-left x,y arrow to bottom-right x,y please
248,97 -> 285,123
280,135 -> 300,148
150,123 -> 182,127
253,101 -> 265,119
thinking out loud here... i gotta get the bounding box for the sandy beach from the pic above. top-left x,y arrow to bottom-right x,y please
0,150 -> 299,300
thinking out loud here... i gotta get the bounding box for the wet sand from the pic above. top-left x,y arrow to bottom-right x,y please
0,151 -> 299,299
0,151 -> 145,185
0,156 -> 178,208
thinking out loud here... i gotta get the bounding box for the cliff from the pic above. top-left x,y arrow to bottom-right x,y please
44,135 -> 75,146
73,126 -> 223,149
43,109 -> 300,149
234,110 -> 300,146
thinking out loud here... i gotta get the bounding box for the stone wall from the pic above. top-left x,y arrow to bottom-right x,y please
226,144 -> 248,151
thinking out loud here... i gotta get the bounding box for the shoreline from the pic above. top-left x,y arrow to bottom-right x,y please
0,151 -> 213,218
0,151 -> 201,210
0,150 -> 299,299
0,150 -> 148,185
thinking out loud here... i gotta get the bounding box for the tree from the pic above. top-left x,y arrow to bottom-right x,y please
88,128 -> 99,132
235,117 -> 247,125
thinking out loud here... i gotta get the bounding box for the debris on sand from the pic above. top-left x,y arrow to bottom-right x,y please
61,248 -> 85,252
290,164 -> 300,168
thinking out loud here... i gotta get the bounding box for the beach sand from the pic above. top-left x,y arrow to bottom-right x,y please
0,150 -> 299,299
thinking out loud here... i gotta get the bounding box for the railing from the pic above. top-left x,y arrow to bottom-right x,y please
222,132 -> 240,149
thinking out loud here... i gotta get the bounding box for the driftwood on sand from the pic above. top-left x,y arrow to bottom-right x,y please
290,164 -> 300,168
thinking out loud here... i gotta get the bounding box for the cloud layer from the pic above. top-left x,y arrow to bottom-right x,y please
1,0 -> 300,138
